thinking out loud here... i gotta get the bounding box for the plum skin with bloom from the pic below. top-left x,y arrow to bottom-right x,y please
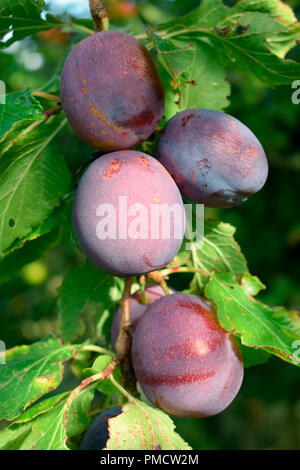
60,30 -> 164,151
72,150 -> 185,278
156,109 -> 268,207
131,293 -> 244,418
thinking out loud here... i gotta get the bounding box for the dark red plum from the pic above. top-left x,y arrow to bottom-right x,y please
72,151 -> 185,277
156,109 -> 268,207
132,293 -> 243,418
80,407 -> 121,450
60,31 -> 164,151
111,285 -> 174,348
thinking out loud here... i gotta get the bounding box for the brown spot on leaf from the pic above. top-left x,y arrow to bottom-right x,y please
214,26 -> 231,36
235,24 -> 250,35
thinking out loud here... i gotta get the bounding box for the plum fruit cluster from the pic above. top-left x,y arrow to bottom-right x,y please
64,31 -> 268,277
60,29 -> 265,433
131,293 -> 244,418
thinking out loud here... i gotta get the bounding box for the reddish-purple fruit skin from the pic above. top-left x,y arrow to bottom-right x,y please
72,150 -> 185,277
111,285 -> 173,348
132,293 -> 243,418
156,109 -> 268,207
60,31 -> 164,151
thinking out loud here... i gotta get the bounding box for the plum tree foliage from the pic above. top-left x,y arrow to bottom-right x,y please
0,0 -> 299,452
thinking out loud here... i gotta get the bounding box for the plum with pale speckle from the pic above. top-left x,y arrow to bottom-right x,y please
60,31 -> 164,151
156,109 -> 268,207
72,150 -> 185,277
131,293 -> 244,418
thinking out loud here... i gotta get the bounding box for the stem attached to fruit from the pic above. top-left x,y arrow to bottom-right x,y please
43,104 -> 62,117
115,277 -> 137,395
89,0 -> 109,32
32,90 -> 61,102
138,275 -> 148,304
159,266 -> 207,277
147,271 -> 170,295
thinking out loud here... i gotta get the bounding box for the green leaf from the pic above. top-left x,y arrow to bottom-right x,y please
66,387 -> 96,439
0,394 -> 69,450
106,399 -> 192,450
14,393 -> 69,423
0,0 -> 61,49
0,89 -> 44,142
0,388 -> 96,450
0,336 -> 79,420
87,355 -> 112,374
237,0 -> 297,27
29,395 -> 69,450
4,193 -> 73,255
0,113 -> 70,254
149,32 -> 230,112
180,216 -> 248,290
178,39 -> 230,111
58,261 -> 123,343
153,0 -> 300,86
237,0 -> 299,58
150,32 -> 195,81
85,355 -> 120,396
214,12 -> 300,84
205,272 -> 300,366
0,422 -> 35,450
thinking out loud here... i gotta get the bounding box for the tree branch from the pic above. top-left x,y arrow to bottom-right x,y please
89,0 -> 109,32
115,277 -> 137,394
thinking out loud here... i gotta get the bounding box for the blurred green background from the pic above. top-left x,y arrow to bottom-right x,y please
0,0 -> 299,450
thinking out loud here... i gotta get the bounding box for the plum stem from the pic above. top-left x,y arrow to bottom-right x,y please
43,104 -> 62,117
82,344 -> 114,356
147,271 -> 170,295
110,374 -> 135,403
32,90 -> 61,102
115,277 -> 137,395
120,277 -> 133,331
159,266 -> 207,276
138,275 -> 149,304
89,0 -> 109,32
